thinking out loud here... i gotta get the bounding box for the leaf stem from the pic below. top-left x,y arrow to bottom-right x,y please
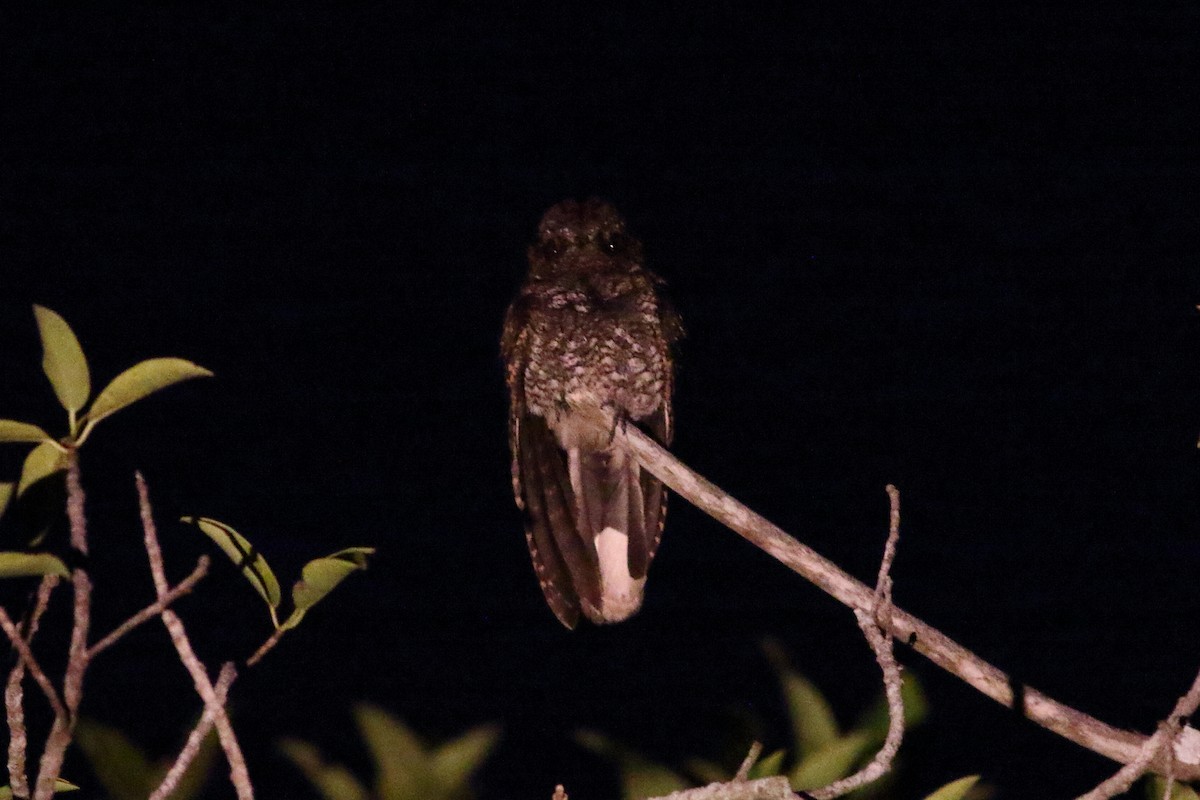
71,419 -> 97,448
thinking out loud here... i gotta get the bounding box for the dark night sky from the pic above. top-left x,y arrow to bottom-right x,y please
2,4 -> 1199,798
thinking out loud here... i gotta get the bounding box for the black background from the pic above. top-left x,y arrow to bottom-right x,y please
2,4 -> 1198,798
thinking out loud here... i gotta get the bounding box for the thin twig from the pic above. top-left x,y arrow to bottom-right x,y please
34,453 -> 91,800
246,626 -> 285,668
161,613 -> 251,799
734,741 -> 763,782
137,473 -> 254,800
875,485 -> 901,600
614,424 -> 1197,781
0,608 -> 65,719
88,556 -> 210,659
808,487 -> 906,799
149,661 -> 236,800
7,576 -> 60,798
1075,664 -> 1200,799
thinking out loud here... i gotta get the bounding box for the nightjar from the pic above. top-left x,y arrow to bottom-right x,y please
501,199 -> 681,627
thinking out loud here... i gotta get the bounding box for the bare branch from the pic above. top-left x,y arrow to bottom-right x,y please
150,661 -> 236,800
137,473 -> 254,800
875,484 -> 901,600
614,424 -> 1197,780
139,472 -> 172,598
809,609 -> 905,799
88,556 -> 210,659
734,741 -> 763,783
1075,664 -> 1200,799
246,627 -> 285,668
63,452 -> 92,714
648,776 -> 794,800
34,454 -> 91,800
0,608 -> 65,721
4,667 -> 30,800
163,611 -> 252,800
23,576 -> 58,640
808,486 -> 906,799
6,575 -> 59,797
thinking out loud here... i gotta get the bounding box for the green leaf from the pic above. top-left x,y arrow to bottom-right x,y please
780,671 -> 839,756
17,440 -> 67,496
291,547 -> 375,616
922,775 -> 981,800
181,517 -> 280,611
279,738 -> 369,800
0,779 -> 80,798
0,552 -> 70,579
789,732 -> 871,790
1147,777 -> 1200,800
74,719 -> 153,800
354,704 -> 431,800
430,724 -> 501,791
85,358 -> 213,426
620,760 -> 691,800
34,305 -> 91,415
575,730 -> 690,800
278,608 -> 307,631
0,420 -> 53,443
0,483 -> 12,520
747,748 -> 787,780
762,639 -> 839,755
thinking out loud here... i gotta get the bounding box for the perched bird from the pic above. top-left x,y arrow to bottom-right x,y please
501,199 -> 681,627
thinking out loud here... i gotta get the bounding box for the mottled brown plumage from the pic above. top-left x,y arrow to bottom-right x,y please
501,199 -> 680,627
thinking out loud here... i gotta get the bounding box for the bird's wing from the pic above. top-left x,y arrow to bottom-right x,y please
518,413 -> 604,628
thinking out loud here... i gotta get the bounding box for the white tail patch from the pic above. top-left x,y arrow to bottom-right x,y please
594,527 -> 646,622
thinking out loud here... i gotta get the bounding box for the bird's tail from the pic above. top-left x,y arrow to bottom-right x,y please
569,445 -> 648,623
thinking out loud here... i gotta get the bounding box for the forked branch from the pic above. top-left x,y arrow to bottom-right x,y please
614,423 -> 1200,782
137,473 -> 254,800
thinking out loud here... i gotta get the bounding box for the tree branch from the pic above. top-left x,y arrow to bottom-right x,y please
1075,664 -> 1200,799
615,423 -> 1196,780
6,575 -> 58,798
651,777 -> 795,800
137,473 -> 254,800
808,486 -> 906,799
88,556 -> 210,660
34,452 -> 91,800
0,608 -> 65,720
733,742 -> 763,782
149,661 -> 236,800
245,626 -> 285,668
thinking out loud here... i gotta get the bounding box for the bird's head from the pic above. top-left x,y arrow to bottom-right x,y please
527,198 -> 643,279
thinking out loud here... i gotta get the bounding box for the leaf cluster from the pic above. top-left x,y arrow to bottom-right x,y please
73,718 -> 218,800
0,306 -> 211,582
181,516 -> 374,636
577,639 -> 986,800
280,704 -> 500,800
